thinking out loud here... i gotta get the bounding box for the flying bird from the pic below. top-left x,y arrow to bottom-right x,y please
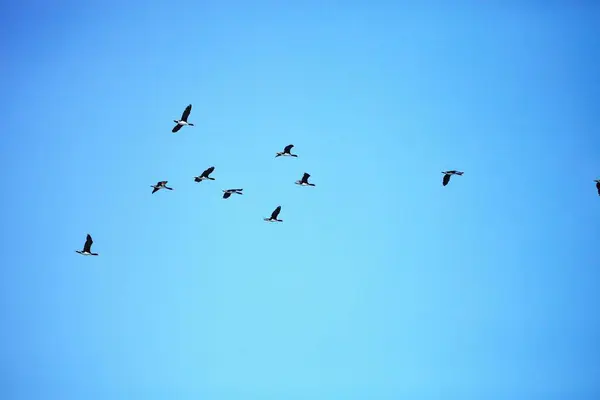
222,188 -> 243,199
442,170 -> 464,186
275,144 -> 298,158
595,179 -> 600,196
194,166 -> 215,182
172,104 -> 194,133
151,180 -> 173,194
264,205 -> 283,222
75,234 -> 98,256
295,172 -> 315,187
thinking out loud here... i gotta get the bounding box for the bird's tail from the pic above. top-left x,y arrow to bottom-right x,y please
275,153 -> 282,157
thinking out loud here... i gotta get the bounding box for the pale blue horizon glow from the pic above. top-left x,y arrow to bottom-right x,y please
1,2 -> 600,399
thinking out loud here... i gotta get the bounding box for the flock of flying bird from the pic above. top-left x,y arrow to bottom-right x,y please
74,104 -> 600,257
75,104 -> 317,256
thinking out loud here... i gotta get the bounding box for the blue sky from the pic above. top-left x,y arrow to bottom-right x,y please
1,1 -> 600,399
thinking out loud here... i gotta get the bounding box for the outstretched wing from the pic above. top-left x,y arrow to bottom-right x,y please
442,174 -> 451,186
152,186 -> 160,194
302,172 -> 310,183
83,234 -> 93,252
223,192 -> 231,199
271,206 -> 281,219
202,166 -> 215,177
284,144 -> 294,153
181,104 -> 192,121
172,124 -> 182,133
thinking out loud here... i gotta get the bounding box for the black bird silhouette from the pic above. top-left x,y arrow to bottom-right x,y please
295,172 -> 315,187
75,234 -> 98,256
595,179 -> 600,196
442,170 -> 464,186
222,188 -> 243,199
194,166 -> 215,182
151,180 -> 173,194
275,144 -> 298,158
172,104 -> 194,133
264,205 -> 283,222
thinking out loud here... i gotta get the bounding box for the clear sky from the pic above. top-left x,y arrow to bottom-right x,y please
1,1 -> 600,399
